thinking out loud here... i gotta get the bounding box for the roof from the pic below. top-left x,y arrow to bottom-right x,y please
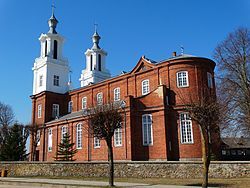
46,110 -> 87,124
221,137 -> 250,149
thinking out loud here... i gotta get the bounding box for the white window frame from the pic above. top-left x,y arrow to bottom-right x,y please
53,75 -> 59,86
114,127 -> 122,147
177,71 -> 189,87
207,72 -> 213,88
142,79 -> 150,95
82,97 -> 87,109
114,87 -> 120,101
76,123 -> 82,149
48,128 -> 52,152
68,101 -> 73,113
61,126 -> 67,142
39,75 -> 43,87
37,104 -> 42,118
36,130 -> 41,146
142,114 -> 153,146
94,137 -> 100,148
97,92 -> 103,105
180,113 -> 194,144
52,104 -> 59,118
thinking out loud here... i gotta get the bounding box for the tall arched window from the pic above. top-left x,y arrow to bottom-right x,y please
90,55 -> 93,71
53,40 -> 58,59
76,123 -> 82,149
45,40 -> 48,57
98,54 -> 101,71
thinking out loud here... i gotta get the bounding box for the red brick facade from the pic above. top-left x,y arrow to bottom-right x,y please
30,55 -> 218,161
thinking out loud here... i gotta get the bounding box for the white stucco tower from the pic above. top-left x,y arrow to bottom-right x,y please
79,29 -> 111,87
32,11 -> 70,95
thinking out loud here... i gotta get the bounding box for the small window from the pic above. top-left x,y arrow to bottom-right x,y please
39,75 -> 43,87
97,92 -> 103,105
114,127 -> 122,147
177,71 -> 189,87
48,128 -> 52,152
53,75 -> 59,86
82,97 -> 87,109
45,40 -> 48,57
76,123 -> 82,149
68,101 -> 73,113
142,79 -> 150,95
61,126 -> 67,141
94,137 -> 100,148
114,87 -> 120,101
36,130 -> 41,146
98,54 -> 101,71
38,104 -> 42,118
207,72 -> 213,88
53,40 -> 58,59
222,150 -> 227,155
180,113 -> 193,144
142,114 -> 153,146
90,55 -> 93,71
52,104 -> 59,118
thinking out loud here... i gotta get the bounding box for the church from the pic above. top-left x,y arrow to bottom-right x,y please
30,10 -> 219,161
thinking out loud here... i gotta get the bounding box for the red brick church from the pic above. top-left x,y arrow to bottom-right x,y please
30,11 -> 218,161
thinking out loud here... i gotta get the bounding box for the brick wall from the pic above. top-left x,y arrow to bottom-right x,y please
0,161 -> 249,178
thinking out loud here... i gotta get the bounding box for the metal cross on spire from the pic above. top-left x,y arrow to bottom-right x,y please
94,22 -> 98,33
180,45 -> 184,55
51,0 -> 56,15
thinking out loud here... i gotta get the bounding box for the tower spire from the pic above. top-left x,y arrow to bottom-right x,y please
48,2 -> 58,34
92,23 -> 101,49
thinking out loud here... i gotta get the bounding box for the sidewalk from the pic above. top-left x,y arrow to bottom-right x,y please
0,177 -> 203,188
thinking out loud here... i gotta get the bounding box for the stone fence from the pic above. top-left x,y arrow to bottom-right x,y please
0,161 -> 249,179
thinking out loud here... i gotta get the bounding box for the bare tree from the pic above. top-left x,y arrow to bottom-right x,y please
0,102 -> 15,127
86,102 -> 123,187
27,123 -> 40,161
186,95 -> 220,188
214,27 -> 250,136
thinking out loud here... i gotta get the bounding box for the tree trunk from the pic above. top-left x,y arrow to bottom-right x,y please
106,138 -> 114,187
200,129 -> 210,188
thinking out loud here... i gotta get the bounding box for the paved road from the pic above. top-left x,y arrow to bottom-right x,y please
0,177 -> 206,188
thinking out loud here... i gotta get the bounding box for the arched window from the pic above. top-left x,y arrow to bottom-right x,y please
68,101 -> 73,113
90,55 -> 93,71
45,40 -> 48,57
180,113 -> 193,144
76,123 -> 82,149
98,54 -> 101,71
142,114 -> 153,146
53,40 -> 58,59
48,128 -> 52,152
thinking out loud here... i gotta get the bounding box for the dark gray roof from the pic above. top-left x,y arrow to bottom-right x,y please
46,110 -> 87,124
222,137 -> 250,148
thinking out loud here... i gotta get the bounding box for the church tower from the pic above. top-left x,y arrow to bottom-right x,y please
32,9 -> 70,95
79,28 -> 111,87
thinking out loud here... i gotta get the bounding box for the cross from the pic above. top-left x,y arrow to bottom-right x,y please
180,45 -> 184,55
51,0 -> 56,14
94,22 -> 98,32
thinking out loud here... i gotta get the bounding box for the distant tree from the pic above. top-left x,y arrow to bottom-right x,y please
0,123 -> 29,161
0,102 -> 15,147
87,102 -> 123,187
0,102 -> 15,127
55,132 -> 77,161
27,123 -> 40,161
214,27 -> 250,136
186,95 -> 220,188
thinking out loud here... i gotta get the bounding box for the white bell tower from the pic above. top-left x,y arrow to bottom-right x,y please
32,9 -> 70,95
79,28 -> 111,87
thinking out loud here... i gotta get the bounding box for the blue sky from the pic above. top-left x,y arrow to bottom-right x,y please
0,0 -> 249,124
